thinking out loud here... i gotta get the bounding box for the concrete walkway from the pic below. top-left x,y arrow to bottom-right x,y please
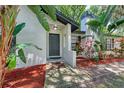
45,61 -> 124,88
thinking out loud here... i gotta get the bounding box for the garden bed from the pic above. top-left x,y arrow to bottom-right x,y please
3,64 -> 46,88
77,57 -> 124,67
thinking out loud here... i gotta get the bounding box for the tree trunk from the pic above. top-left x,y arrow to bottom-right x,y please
0,55 -> 2,88
0,48 -> 6,88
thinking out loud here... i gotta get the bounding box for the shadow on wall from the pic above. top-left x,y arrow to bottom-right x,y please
16,52 -> 45,68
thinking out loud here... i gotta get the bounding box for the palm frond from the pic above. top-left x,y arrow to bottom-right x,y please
86,19 -> 101,27
108,17 -> 124,32
103,5 -> 116,26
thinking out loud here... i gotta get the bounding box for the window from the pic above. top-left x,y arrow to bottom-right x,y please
106,38 -> 114,50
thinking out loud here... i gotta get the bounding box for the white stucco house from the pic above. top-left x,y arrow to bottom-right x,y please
16,6 -> 80,68
15,6 -> 123,68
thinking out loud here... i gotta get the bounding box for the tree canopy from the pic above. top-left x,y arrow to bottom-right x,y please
56,5 -> 86,25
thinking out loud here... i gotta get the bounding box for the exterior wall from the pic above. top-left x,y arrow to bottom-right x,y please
62,24 -> 76,67
63,49 -> 76,67
16,6 -> 76,68
16,6 -> 47,68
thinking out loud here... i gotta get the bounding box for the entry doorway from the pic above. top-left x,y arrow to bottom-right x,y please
49,33 -> 60,58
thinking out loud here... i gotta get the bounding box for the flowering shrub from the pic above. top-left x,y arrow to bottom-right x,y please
81,39 -> 95,58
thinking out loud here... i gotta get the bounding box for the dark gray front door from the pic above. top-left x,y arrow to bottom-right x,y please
49,34 -> 60,57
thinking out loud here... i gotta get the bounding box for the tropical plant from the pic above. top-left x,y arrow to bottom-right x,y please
0,6 -> 19,87
0,18 -> 27,87
112,5 -> 124,20
108,17 -> 124,33
28,5 -> 56,31
6,43 -> 42,70
56,5 -> 86,24
0,5 -> 57,88
86,5 -> 124,59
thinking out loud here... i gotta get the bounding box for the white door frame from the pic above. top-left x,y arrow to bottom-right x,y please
47,32 -> 62,59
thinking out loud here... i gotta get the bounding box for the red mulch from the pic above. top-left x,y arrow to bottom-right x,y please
3,64 -> 46,88
77,57 -> 124,68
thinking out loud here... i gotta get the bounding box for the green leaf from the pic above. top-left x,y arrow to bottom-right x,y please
41,5 -> 57,21
93,44 -> 100,52
6,54 -> 16,70
86,19 -> 101,27
18,49 -> 26,63
28,5 -> 50,31
108,17 -> 124,32
95,40 -> 101,45
103,5 -> 116,26
56,5 -> 86,25
16,43 -> 42,51
13,23 -> 26,36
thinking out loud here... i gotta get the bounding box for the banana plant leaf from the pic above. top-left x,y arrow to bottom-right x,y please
6,54 -> 16,70
41,5 -> 57,21
16,43 -> 42,63
18,48 -> 26,63
16,43 -> 42,51
28,5 -> 56,32
13,23 -> 26,37
28,5 -> 50,31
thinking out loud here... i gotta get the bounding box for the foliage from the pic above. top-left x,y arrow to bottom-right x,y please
0,5 -> 19,87
89,5 -> 124,20
5,22 -> 26,69
86,6 -> 124,61
108,17 -> 124,33
0,5 -> 54,87
86,6 -> 117,51
56,5 -> 86,24
6,54 -> 16,70
16,43 -> 42,51
87,6 -> 106,17
7,42 -> 42,69
4,5 -> 57,70
18,49 -> 26,63
13,23 -> 26,37
85,5 -> 124,60
112,6 -> 124,20
28,5 -> 56,31
41,6 -> 56,21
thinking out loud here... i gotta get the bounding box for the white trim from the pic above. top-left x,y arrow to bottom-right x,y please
47,30 -> 62,59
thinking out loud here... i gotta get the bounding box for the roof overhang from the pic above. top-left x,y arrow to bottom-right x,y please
56,11 -> 79,32
40,6 -> 79,32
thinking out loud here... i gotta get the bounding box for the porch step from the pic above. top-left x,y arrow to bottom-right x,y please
47,58 -> 64,63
